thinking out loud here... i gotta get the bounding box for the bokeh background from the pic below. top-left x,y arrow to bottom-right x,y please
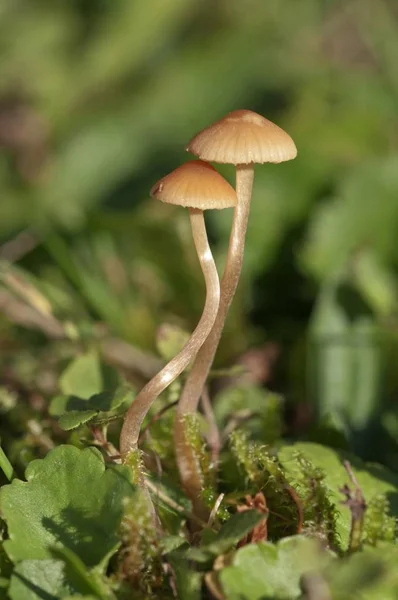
1,0 -> 398,466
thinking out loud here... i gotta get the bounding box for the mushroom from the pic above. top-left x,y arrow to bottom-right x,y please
119,160 -> 237,464
175,110 -> 297,503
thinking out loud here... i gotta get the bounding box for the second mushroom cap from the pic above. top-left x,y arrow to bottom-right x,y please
150,160 -> 237,211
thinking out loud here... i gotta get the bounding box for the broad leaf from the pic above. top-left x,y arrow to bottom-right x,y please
59,352 -> 104,399
8,551 -> 111,600
218,536 -> 332,600
8,560 -> 70,600
0,445 -> 134,567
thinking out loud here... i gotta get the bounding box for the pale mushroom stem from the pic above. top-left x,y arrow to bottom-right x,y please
174,165 -> 254,504
120,208 -> 220,461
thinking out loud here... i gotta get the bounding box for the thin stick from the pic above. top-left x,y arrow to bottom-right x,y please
145,478 -> 211,530
340,460 -> 367,552
0,445 -> 14,481
120,209 -> 220,458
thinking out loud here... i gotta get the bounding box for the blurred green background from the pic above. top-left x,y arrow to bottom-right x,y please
1,0 -> 398,465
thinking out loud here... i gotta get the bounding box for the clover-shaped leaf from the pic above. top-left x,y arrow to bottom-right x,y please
218,536 -> 332,600
0,445 -> 134,568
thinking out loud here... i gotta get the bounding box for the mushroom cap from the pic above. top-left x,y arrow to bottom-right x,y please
150,160 -> 237,210
187,109 -> 297,165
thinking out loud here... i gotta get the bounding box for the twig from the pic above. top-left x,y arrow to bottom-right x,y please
208,493 -> 225,528
0,230 -> 38,262
91,425 -> 119,459
145,478 -> 212,531
340,460 -> 367,552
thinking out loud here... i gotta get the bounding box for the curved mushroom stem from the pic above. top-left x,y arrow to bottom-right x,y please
174,165 -> 254,506
120,208 -> 220,462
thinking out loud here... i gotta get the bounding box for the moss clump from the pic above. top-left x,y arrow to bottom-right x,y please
230,430 -> 300,539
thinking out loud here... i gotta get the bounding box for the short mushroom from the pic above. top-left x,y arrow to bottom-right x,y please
119,160 -> 237,464
176,110 -> 297,500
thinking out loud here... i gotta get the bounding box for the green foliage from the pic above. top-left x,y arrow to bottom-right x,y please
214,384 -> 284,442
49,352 -> 133,430
230,431 -> 299,539
217,536 -> 332,600
117,490 -> 163,596
155,324 -> 190,363
8,554 -> 111,600
324,546 -> 398,600
363,495 -> 397,546
279,442 -> 398,551
50,384 -> 133,431
0,445 -> 134,567
181,414 -> 213,492
187,511 -> 266,562
2,0 -> 398,597
282,450 -> 340,549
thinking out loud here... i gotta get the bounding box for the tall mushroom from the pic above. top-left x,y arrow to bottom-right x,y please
120,160 -> 237,463
175,110 -> 297,503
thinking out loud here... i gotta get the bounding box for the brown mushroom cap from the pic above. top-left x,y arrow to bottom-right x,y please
187,109 -> 297,165
150,160 -> 237,210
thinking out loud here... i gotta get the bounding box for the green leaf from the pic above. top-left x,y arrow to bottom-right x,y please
0,445 -> 134,567
325,546 -> 398,600
59,352 -> 104,399
168,552 -> 201,600
0,444 -> 14,481
279,442 -> 398,550
207,510 -> 266,555
218,536 -> 332,600
187,511 -> 266,562
50,383 -> 133,431
8,560 -> 71,600
8,550 -> 111,600
214,384 -> 283,441
51,546 -> 113,599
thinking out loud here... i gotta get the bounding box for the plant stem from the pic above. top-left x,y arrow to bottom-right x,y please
174,165 -> 254,506
0,445 -> 14,481
120,208 -> 220,459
